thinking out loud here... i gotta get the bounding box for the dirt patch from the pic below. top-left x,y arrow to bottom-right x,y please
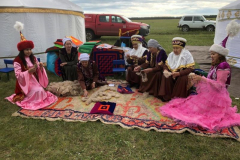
186,46 -> 240,98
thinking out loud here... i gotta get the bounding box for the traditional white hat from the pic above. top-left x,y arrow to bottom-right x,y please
62,37 -> 72,45
131,35 -> 143,43
79,53 -> 89,62
172,37 -> 187,48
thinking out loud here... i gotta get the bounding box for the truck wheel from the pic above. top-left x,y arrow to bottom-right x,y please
86,30 -> 95,41
206,25 -> 215,32
182,25 -> 189,32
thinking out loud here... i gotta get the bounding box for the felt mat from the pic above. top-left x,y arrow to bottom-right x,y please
12,86 -> 240,142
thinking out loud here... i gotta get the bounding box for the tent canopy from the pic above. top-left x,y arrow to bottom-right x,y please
0,0 -> 85,68
220,0 -> 240,10
215,0 -> 240,68
0,0 -> 83,13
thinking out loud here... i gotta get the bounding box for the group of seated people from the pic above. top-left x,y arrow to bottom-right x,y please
6,31 -> 240,131
126,35 -> 194,102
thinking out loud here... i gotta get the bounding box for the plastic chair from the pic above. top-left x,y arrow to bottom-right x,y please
0,59 -> 14,81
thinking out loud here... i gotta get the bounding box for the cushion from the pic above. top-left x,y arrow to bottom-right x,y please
90,102 -> 116,115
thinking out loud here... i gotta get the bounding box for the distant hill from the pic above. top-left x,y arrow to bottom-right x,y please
129,15 -> 217,20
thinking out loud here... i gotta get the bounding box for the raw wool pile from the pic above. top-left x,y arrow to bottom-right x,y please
82,85 -> 120,105
136,71 -> 148,82
46,80 -> 83,97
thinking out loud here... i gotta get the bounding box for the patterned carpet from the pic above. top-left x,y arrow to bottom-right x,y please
13,86 -> 240,141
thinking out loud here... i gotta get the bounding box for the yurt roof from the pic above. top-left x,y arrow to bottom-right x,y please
0,0 -> 83,13
220,0 -> 240,10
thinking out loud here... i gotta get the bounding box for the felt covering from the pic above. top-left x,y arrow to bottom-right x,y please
92,48 -> 124,76
90,101 -> 116,115
12,85 -> 240,142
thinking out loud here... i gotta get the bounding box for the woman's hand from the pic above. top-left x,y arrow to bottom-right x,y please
142,68 -> 152,74
192,75 -> 202,84
91,82 -> 96,89
126,54 -> 130,58
83,89 -> 88,97
28,66 -> 36,74
172,72 -> 180,79
131,55 -> 137,59
134,66 -> 141,72
39,62 -> 44,69
60,62 -> 67,67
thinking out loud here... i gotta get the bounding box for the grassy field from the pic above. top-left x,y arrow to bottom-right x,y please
1,19 -> 240,160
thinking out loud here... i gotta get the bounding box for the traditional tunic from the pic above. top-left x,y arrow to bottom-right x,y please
59,47 -> 78,81
160,61 -> 240,131
160,48 -> 195,100
77,60 -> 102,90
5,56 -> 58,110
138,50 -> 168,97
126,49 -> 148,85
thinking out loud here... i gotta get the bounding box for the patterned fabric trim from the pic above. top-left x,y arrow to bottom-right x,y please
165,61 -> 195,72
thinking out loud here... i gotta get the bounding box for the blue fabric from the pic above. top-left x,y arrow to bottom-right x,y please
47,52 -> 58,75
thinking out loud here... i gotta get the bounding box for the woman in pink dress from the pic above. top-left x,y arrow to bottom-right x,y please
160,42 -> 240,131
6,21 -> 58,110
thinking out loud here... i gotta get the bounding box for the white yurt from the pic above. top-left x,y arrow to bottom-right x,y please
0,0 -> 85,68
214,0 -> 240,68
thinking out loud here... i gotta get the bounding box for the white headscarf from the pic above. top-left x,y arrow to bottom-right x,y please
166,48 -> 195,71
79,53 -> 89,62
62,38 -> 72,45
130,43 -> 147,57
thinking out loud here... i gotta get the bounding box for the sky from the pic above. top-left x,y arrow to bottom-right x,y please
70,0 -> 236,17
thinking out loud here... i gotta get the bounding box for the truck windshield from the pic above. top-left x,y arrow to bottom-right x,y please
122,16 -> 132,22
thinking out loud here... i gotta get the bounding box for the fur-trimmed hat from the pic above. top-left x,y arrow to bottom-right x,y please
14,21 -> 34,51
209,44 -> 229,56
13,21 -> 34,51
209,19 -> 240,56
131,35 -> 143,43
172,37 -> 187,48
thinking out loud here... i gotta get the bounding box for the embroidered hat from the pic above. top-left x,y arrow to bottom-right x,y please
14,21 -> 34,51
172,37 -> 187,48
131,35 -> 143,43
209,19 -> 240,56
79,53 -> 89,62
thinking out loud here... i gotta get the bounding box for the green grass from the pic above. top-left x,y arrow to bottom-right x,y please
1,19 -> 240,160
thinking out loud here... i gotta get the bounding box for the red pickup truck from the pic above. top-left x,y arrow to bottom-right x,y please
85,14 -> 150,41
